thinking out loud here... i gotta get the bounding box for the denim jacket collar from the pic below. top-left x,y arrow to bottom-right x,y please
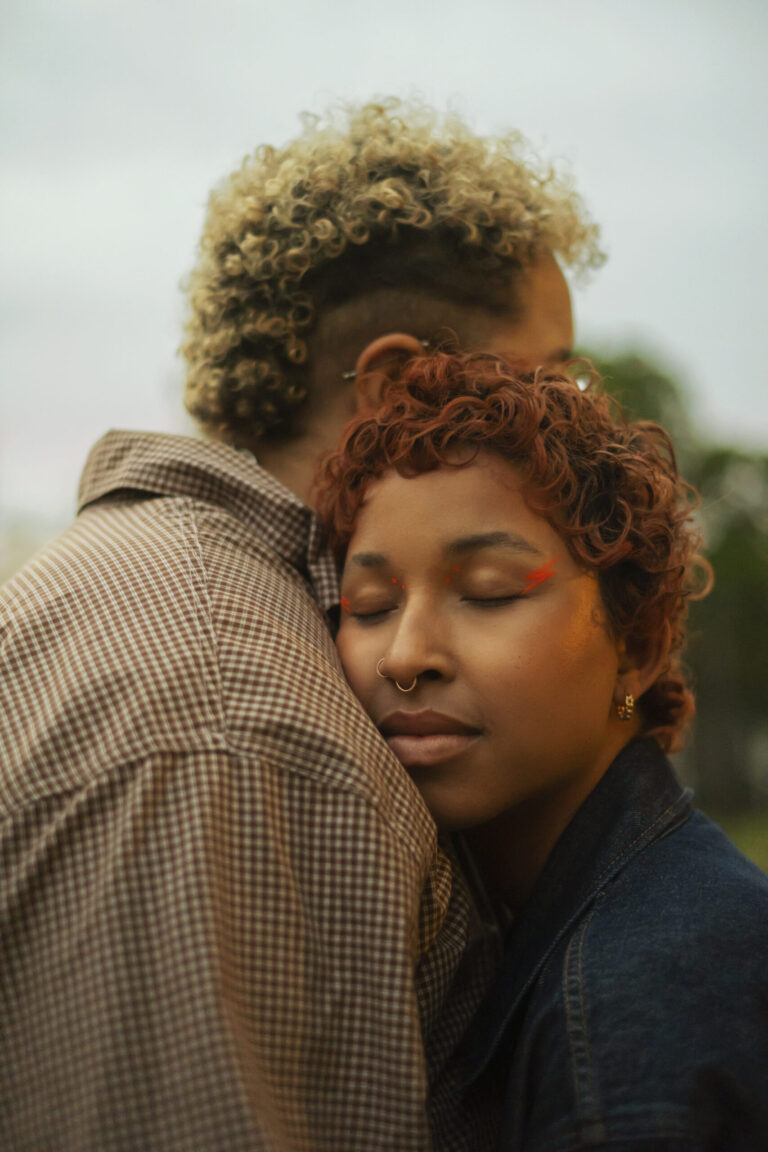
461,737 -> 692,1087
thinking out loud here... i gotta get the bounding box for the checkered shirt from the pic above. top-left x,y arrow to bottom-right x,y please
0,431 -> 500,1152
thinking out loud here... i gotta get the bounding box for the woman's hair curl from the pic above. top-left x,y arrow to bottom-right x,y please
313,351 -> 711,753
181,98 -> 603,442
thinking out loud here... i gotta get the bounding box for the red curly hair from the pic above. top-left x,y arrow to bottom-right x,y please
313,351 -> 711,753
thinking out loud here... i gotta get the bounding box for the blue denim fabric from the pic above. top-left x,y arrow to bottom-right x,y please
460,738 -> 768,1151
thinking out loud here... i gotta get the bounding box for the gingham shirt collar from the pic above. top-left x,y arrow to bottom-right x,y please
78,428 -> 339,612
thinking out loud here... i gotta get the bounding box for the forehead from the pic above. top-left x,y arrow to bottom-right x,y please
349,454 -> 562,558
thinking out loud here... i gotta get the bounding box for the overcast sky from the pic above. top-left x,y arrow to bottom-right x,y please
2,0 -> 767,525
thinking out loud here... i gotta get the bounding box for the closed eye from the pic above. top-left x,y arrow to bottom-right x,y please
463,595 -> 522,608
349,606 -> 396,623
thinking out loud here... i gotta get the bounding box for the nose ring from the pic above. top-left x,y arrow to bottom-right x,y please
376,658 -> 418,693
395,677 -> 418,693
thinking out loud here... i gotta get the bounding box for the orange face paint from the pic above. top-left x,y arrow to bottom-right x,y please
340,596 -> 351,613
522,558 -> 556,594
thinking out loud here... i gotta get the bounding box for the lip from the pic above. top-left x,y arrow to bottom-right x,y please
378,710 -> 481,768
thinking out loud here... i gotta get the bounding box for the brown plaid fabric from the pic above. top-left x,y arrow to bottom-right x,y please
0,431 -> 500,1152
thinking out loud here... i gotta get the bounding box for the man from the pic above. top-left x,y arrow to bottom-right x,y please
0,99 -> 601,1151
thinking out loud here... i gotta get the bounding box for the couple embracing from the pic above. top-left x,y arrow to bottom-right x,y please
2,100 -> 766,1151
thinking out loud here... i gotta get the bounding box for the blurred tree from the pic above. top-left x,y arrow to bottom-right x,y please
580,349 -> 694,459
686,449 -> 768,810
582,348 -> 768,815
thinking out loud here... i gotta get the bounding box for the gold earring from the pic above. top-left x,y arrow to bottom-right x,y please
617,693 -> 635,721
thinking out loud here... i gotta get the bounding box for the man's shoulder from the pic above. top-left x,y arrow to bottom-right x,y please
0,495 -> 238,799
1,481 -> 321,667
0,492 -> 418,831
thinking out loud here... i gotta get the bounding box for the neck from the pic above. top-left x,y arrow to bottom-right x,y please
464,798 -> 569,915
250,383 -> 357,505
465,733 -> 636,914
255,441 -> 314,505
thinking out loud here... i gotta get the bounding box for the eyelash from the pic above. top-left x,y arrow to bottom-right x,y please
349,594 -> 522,622
349,608 -> 395,624
463,595 -> 522,607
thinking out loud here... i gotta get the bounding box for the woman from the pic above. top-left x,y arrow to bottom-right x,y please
314,351 -> 768,1150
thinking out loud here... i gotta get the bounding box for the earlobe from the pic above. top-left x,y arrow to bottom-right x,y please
353,333 -> 428,413
613,621 -> 672,710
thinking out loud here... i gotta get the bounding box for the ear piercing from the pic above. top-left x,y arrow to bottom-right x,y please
342,339 -> 430,381
376,658 -> 418,693
617,693 -> 635,721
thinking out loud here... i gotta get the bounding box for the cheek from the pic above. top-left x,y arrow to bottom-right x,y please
542,631 -> 620,731
336,626 -> 375,702
476,609 -> 617,716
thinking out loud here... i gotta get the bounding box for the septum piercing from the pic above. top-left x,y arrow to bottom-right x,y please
396,677 -> 418,693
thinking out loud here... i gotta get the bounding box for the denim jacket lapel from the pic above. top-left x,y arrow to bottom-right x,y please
461,738 -> 692,1087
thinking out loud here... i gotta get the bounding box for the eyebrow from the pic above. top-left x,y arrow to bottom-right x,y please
445,531 -> 544,559
346,532 -> 544,571
347,552 -> 389,569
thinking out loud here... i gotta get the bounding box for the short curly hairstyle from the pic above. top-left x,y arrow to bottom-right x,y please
313,352 -> 711,753
181,98 -> 604,443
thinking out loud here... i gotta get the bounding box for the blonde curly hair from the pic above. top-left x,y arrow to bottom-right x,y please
181,98 -> 604,443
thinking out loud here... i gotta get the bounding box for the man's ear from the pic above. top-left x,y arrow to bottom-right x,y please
352,333 -> 427,412
613,621 -> 672,711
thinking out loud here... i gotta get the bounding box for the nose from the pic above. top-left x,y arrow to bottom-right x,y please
379,599 -> 454,688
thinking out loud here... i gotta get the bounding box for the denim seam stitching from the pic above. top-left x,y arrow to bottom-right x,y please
592,795 -> 686,888
563,907 -> 603,1136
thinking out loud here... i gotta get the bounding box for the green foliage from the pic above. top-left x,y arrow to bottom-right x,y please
581,347 -> 768,815
707,811 -> 768,873
580,349 -> 695,464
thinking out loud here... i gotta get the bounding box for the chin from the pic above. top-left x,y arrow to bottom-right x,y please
410,782 -> 487,833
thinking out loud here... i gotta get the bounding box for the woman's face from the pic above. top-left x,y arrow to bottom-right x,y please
336,452 -> 633,831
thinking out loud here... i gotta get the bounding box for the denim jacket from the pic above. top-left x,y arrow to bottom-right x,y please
460,738 -> 768,1151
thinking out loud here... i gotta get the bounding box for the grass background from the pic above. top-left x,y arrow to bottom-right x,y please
708,811 -> 768,873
